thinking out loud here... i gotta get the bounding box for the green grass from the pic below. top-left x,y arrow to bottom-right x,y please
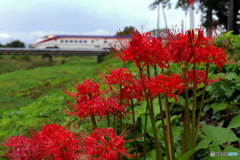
0,56 -> 101,109
0,57 -> 103,111
0,55 -> 52,74
0,54 -> 120,157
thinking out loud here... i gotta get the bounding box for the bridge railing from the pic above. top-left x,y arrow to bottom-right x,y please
0,48 -> 109,63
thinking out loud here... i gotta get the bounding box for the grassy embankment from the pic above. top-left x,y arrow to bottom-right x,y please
0,55 -> 120,156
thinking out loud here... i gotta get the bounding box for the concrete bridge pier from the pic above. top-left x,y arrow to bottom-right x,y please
97,53 -> 106,63
42,54 -> 52,62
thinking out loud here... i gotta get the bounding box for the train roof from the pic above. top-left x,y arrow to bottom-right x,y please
51,35 -> 132,39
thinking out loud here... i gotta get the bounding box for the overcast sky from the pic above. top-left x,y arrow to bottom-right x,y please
0,0 -> 201,46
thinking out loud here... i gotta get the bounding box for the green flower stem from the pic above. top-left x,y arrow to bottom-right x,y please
182,66 -> 190,155
164,95 -> 175,160
143,102 -> 148,160
130,99 -> 137,153
157,93 -> 171,160
190,64 -> 197,150
89,94 -> 97,130
90,115 -> 97,130
113,113 -> 117,131
147,65 -> 163,159
154,64 -> 171,160
119,84 -> 123,134
130,99 -> 136,126
106,112 -> 110,127
137,64 -> 148,160
147,96 -> 163,160
119,112 -> 123,134
193,63 -> 210,147
138,64 -> 163,160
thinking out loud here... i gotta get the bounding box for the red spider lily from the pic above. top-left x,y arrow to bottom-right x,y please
105,68 -> 144,102
196,44 -> 228,69
146,74 -> 185,101
31,124 -> 82,160
119,79 -> 145,102
111,31 -> 170,70
67,96 -> 127,121
165,29 -> 207,65
187,70 -> 218,87
1,124 -> 82,160
105,68 -> 134,86
66,79 -> 101,99
165,28 -> 228,68
82,128 -> 139,160
1,135 -> 38,160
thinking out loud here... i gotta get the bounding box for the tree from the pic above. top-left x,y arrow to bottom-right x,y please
5,40 -> 25,48
116,26 -> 136,35
150,0 -> 240,34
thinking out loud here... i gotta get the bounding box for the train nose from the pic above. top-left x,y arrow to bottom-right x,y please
29,44 -> 35,48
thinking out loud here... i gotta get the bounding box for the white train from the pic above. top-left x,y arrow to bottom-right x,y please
30,35 -> 131,50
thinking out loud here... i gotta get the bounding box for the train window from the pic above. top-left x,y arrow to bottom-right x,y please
104,40 -> 107,43
75,40 -> 78,43
60,40 -> 64,43
79,40 -> 82,43
65,40 -> 68,43
84,40 -> 87,43
70,40 -> 73,43
91,40 -> 94,43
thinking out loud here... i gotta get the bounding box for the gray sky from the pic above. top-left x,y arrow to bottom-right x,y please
0,0 -> 201,46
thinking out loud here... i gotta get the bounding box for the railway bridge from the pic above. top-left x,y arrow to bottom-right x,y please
0,48 -> 109,63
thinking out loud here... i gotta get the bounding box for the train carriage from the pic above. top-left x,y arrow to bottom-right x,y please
30,35 -> 131,50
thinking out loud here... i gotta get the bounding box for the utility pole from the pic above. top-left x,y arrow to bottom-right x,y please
157,2 -> 160,37
227,0 -> 234,31
189,0 -> 195,29
162,3 -> 168,28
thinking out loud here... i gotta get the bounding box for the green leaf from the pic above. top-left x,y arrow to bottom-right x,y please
228,114 -> 240,129
210,103 -> 228,110
178,139 -> 211,160
225,72 -> 237,80
177,149 -> 197,160
174,95 -> 186,107
225,30 -> 234,37
141,115 -> 154,137
225,88 -> 235,98
145,149 -> 156,160
195,139 -> 212,150
206,85 -> 212,92
202,125 -> 238,145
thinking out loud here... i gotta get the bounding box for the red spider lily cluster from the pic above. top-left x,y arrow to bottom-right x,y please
82,128 -> 139,160
145,74 -> 185,101
1,125 -> 136,160
65,79 -> 128,121
165,29 -> 227,68
1,124 -> 82,160
1,28 -> 228,160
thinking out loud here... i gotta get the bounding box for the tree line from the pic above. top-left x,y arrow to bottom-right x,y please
0,40 -> 25,48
